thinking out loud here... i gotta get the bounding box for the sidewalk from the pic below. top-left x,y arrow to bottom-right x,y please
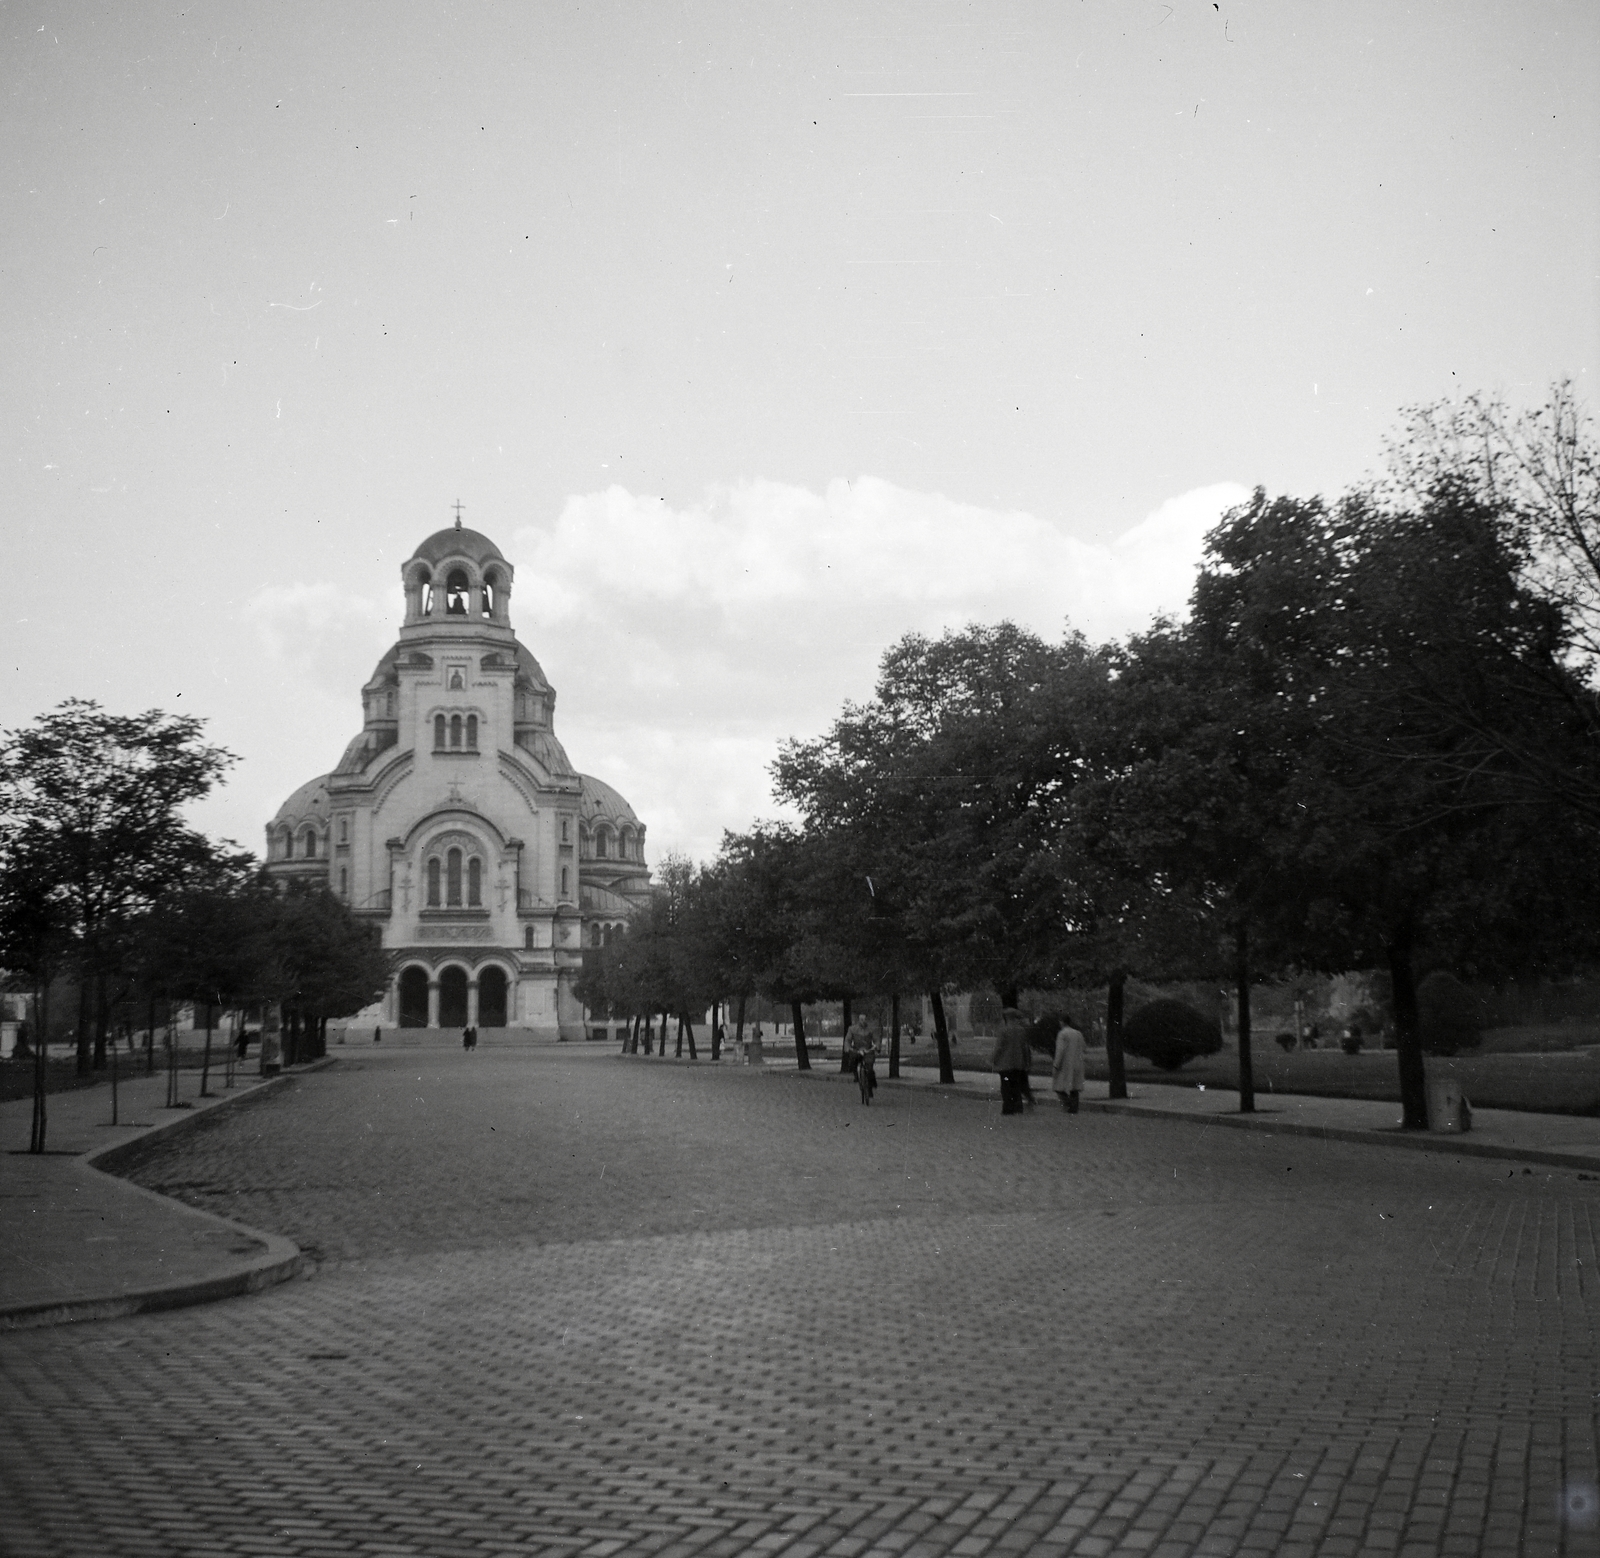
0,1059 -> 308,1331
708,1048 -> 1600,1174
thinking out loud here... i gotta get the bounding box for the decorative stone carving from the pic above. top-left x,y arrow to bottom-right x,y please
417,924 -> 494,941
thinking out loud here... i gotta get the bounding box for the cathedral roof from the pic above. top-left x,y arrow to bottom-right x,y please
579,773 -> 641,827
271,774 -> 331,826
410,525 -> 507,570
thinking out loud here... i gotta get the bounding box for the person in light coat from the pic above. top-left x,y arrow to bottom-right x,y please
1052,1013 -> 1086,1114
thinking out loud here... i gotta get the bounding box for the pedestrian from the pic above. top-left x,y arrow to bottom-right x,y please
843,1013 -> 874,1081
373,1026 -> 381,1045
990,1007 -> 1032,1116
1051,1012 -> 1086,1114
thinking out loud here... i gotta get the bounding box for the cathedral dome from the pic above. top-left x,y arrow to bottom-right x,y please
271,774 -> 331,827
579,773 -> 639,825
410,525 -> 506,569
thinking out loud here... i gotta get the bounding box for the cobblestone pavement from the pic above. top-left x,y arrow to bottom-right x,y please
2,1047 -> 1598,1558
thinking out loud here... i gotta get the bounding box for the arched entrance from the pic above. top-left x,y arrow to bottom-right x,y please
398,967 -> 429,1028
478,966 -> 508,1028
438,965 -> 469,1028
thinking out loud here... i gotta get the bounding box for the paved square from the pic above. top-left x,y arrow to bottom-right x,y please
2,1046 -> 1597,1556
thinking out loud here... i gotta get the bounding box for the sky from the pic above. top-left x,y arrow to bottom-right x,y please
3,0 -> 1597,864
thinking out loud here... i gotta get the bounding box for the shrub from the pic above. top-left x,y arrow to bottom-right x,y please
1275,1032 -> 1296,1053
1417,972 -> 1484,1056
1122,998 -> 1223,1071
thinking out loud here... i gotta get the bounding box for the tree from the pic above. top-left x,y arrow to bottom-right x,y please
1377,382 -> 1600,825
0,827 -> 74,1151
775,624 -> 1112,1082
1177,484 -> 1600,1126
0,701 -> 238,1074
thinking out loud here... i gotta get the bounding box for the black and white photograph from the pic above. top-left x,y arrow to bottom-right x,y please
2,4 -> 1598,1554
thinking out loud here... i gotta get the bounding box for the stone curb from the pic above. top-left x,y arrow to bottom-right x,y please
620,1053 -> 1600,1176
1083,1096 -> 1600,1175
0,1058 -> 337,1332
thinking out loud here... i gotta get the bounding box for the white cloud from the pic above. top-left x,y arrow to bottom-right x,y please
243,581 -> 394,695
511,476 -> 1249,861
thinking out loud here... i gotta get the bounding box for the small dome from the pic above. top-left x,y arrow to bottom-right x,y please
513,642 -> 551,694
579,773 -> 640,826
363,644 -> 400,689
410,525 -> 508,570
271,774 -> 331,826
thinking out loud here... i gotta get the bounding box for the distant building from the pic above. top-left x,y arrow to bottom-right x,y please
265,517 -> 650,1037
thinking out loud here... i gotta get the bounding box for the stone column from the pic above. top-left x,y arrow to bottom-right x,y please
467,980 -> 480,1028
427,979 -> 441,1029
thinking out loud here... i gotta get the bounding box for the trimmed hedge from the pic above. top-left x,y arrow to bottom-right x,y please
1122,998 -> 1224,1071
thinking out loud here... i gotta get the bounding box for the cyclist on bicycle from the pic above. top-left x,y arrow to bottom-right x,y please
844,1016 -> 879,1103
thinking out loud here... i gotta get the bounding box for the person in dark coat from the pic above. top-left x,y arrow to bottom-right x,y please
990,1008 -> 1032,1116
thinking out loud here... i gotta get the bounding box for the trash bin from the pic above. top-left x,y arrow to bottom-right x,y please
1427,1076 -> 1471,1133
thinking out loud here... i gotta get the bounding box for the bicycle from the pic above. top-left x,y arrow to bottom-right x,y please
857,1050 -> 877,1105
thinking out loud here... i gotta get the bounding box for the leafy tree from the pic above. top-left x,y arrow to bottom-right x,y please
0,827 -> 74,1150
0,701 -> 238,1074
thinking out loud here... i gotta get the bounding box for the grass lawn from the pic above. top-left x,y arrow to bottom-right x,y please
894,1034 -> 1600,1116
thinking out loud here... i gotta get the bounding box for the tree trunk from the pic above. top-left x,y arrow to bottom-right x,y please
93,973 -> 109,1071
839,997 -> 853,1071
1000,985 -> 1020,1011
30,983 -> 49,1154
683,1013 -> 698,1060
165,1011 -> 179,1109
1105,973 -> 1128,1100
791,1000 -> 810,1070
889,992 -> 901,1080
930,991 -> 955,1085
1388,935 -> 1429,1129
146,995 -> 156,1075
710,1000 -> 721,1061
76,973 -> 92,1076
200,1002 -> 214,1098
1235,921 -> 1255,1114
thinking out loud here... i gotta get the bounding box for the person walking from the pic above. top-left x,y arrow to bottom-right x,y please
1052,1013 -> 1086,1114
991,1007 -> 1032,1116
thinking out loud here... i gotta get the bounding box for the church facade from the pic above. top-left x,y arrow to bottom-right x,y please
265,518 -> 651,1038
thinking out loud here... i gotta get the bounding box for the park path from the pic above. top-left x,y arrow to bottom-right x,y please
2,1045 -> 1598,1557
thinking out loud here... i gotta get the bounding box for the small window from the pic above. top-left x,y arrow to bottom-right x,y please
595,830 -> 608,860
466,714 -> 478,750
524,926 -> 534,950
428,857 -> 441,907
468,857 -> 481,907
447,848 -> 462,906
450,715 -> 462,749
434,714 -> 447,749
302,828 -> 317,859
339,867 -> 348,898
481,573 -> 497,618
338,817 -> 348,844
386,691 -> 395,718
561,818 -> 570,844
561,866 -> 569,898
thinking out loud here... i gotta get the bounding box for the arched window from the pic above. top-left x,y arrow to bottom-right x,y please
466,714 -> 478,750
447,848 -> 462,906
386,691 -> 395,718
445,569 -> 469,615
481,572 -> 497,618
338,867 -> 348,898
302,828 -> 317,858
590,923 -> 601,947
450,715 -> 462,749
434,714 -> 447,749
338,817 -> 348,844
427,858 -> 441,906
278,827 -> 292,859
467,856 -> 481,907
560,866 -> 569,898
594,828 -> 609,860
419,570 -> 434,616
524,925 -> 534,950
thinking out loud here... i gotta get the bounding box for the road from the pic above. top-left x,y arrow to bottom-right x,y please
2,1045 -> 1597,1557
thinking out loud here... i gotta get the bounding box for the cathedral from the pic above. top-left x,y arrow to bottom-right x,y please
265,516 -> 651,1038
